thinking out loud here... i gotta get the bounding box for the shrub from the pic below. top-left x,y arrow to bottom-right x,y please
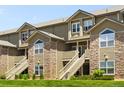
70,76 -> 79,80
93,75 -> 114,80
0,75 -> 6,79
79,75 -> 93,80
22,74 -> 29,80
93,69 -> 105,78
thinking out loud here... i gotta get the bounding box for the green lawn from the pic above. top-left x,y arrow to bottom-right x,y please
0,80 -> 124,87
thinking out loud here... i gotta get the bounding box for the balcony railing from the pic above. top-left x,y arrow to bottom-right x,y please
62,50 -> 77,61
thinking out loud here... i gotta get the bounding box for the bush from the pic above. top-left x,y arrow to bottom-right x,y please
93,75 -> 114,80
70,75 -> 93,80
93,69 -> 105,77
22,74 -> 29,80
70,76 -> 79,80
79,75 -> 93,80
0,75 -> 6,79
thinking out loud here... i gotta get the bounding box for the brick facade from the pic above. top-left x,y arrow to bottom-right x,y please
28,36 -> 58,80
115,32 -> 124,79
90,35 -> 99,74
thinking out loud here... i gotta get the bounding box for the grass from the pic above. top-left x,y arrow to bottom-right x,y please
0,80 -> 124,87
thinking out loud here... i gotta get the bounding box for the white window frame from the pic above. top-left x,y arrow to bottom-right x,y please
71,22 -> 80,33
83,19 -> 93,31
35,63 -> 43,76
99,60 -> 115,75
99,28 -> 115,48
34,39 -> 44,55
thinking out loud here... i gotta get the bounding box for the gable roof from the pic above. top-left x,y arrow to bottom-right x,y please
66,9 -> 94,22
17,22 -> 36,32
26,30 -> 64,42
92,5 -> 124,15
0,40 -> 16,48
34,17 -> 68,27
86,18 -> 124,33
0,6 -> 124,36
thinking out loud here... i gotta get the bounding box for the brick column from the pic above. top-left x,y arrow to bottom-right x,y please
90,35 -> 99,74
115,32 -> 124,79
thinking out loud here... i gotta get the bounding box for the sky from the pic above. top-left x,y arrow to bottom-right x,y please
0,5 -> 111,31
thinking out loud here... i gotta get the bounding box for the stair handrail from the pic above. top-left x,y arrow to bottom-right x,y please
5,56 -> 27,75
6,60 -> 28,79
59,50 -> 79,73
60,50 -> 86,80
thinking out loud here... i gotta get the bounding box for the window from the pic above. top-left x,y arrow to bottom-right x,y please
72,22 -> 80,33
21,32 -> 28,42
100,29 -> 115,48
100,60 -> 115,75
35,63 -> 43,76
83,19 -> 93,31
35,40 -> 44,54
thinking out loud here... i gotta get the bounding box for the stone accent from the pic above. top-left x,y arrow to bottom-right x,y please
43,42 -> 51,80
28,38 -> 58,80
115,32 -> 124,79
50,40 -> 57,80
28,44 -> 35,78
90,35 -> 99,74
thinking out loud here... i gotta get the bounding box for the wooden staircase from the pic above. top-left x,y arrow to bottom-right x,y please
59,51 -> 86,80
5,57 -> 28,80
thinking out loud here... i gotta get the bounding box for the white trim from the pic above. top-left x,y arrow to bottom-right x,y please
71,22 -> 80,33
34,39 -> 44,55
86,18 -> 124,33
99,28 -> 115,48
66,9 -> 94,22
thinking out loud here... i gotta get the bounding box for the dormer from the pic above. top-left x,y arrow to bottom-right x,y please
66,9 -> 95,40
17,22 -> 36,47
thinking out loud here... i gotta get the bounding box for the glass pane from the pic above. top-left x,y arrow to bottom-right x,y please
84,20 -> 87,26
107,68 -> 114,74
101,30 -> 114,34
100,68 -> 106,74
88,20 -> 93,26
107,61 -> 114,67
108,40 -> 114,46
36,40 -> 43,44
100,35 -> 106,41
108,33 -> 114,40
100,42 -> 106,47
35,50 -> 38,54
72,24 -> 76,32
35,71 -> 38,75
77,23 -> 80,32
100,62 -> 106,67
39,49 -> 43,53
